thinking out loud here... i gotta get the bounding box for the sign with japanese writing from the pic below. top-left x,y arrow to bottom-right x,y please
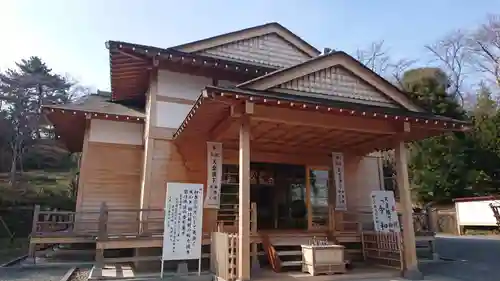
205,142 -> 222,209
162,183 -> 204,261
332,152 -> 347,211
370,190 -> 400,233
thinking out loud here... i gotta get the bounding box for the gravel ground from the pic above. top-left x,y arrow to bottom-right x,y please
0,267 -> 69,281
68,268 -> 90,281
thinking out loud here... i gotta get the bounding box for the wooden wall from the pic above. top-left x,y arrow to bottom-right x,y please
140,139 -> 219,232
198,33 -> 311,68
222,147 -> 383,230
76,142 -> 143,233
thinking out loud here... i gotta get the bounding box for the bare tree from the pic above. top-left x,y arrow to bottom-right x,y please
355,40 -> 417,87
425,30 -> 470,104
469,14 -> 500,88
388,58 -> 417,88
355,40 -> 391,75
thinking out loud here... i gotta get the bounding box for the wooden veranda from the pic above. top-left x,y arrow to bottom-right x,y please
30,199 -> 436,279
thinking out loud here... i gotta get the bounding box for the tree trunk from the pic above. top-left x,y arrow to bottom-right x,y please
18,148 -> 24,173
9,143 -> 18,186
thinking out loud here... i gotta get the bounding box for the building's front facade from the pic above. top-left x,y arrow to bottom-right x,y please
38,23 -> 468,280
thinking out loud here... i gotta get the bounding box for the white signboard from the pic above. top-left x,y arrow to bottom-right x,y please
205,142 -> 222,209
456,200 -> 499,226
162,183 -> 204,261
333,152 -> 347,210
370,190 -> 400,233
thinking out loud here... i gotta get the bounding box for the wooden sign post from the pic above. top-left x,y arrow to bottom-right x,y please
370,190 -> 400,233
161,183 -> 204,279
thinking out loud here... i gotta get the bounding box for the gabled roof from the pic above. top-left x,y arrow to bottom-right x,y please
44,94 -> 145,119
238,51 -> 424,112
106,40 -> 277,101
172,22 -> 321,58
173,85 -> 470,142
42,94 -> 145,152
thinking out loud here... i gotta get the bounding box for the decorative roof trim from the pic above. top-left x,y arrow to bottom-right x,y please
43,106 -> 145,122
106,41 -> 278,101
108,40 -> 278,73
172,86 -> 470,139
172,22 -> 320,57
237,51 -> 424,112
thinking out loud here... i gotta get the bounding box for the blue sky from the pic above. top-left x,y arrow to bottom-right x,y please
1,0 -> 498,91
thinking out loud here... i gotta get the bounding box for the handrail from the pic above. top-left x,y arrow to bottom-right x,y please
260,233 -> 282,272
216,202 -> 258,233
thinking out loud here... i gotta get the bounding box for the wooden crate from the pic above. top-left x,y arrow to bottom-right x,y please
301,244 -> 346,276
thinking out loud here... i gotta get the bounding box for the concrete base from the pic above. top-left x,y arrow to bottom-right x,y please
251,257 -> 261,275
177,262 -> 189,274
403,266 -> 424,280
88,265 -> 213,281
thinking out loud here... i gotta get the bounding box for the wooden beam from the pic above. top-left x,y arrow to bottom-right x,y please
156,95 -> 194,105
253,105 -> 398,135
209,102 -> 254,141
238,115 -> 251,281
209,114 -> 235,141
139,72 -> 158,225
223,147 -> 331,166
306,168 -> 312,230
232,101 -> 254,116
117,51 -> 147,61
149,126 -> 176,140
344,122 -> 411,155
344,134 -> 394,152
395,141 -> 422,278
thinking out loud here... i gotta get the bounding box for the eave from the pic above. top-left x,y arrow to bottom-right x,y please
42,98 -> 145,152
106,41 -> 278,101
173,86 -> 471,141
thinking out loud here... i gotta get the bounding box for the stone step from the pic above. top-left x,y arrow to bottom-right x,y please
281,260 -> 302,267
277,250 -> 302,256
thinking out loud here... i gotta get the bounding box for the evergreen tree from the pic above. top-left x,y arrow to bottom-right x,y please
403,68 -> 471,204
0,57 -> 71,185
465,83 -> 500,195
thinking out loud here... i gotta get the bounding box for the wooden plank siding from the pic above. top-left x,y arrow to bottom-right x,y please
273,66 -> 399,108
75,142 -> 142,234
198,33 -> 311,68
140,139 -> 219,233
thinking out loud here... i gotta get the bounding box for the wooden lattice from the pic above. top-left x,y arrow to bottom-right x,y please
362,231 -> 403,270
489,203 -> 500,229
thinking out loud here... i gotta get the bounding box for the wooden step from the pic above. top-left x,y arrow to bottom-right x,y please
277,250 -> 301,256
271,237 -> 314,246
281,260 -> 302,267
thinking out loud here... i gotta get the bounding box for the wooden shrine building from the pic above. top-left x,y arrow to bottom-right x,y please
35,22 -> 468,280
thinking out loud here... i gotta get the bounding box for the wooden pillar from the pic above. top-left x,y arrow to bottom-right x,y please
395,141 -> 422,279
238,115 -> 251,281
95,202 -> 108,276
139,70 -> 158,227
305,166 -> 312,230
250,202 -> 259,268
29,205 -> 41,262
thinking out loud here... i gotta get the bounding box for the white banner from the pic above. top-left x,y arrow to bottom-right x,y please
205,142 -> 222,209
332,152 -> 346,211
162,183 -> 204,261
370,190 -> 400,233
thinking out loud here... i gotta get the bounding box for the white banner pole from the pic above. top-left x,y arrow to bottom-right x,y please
160,260 -> 164,279
198,256 -> 202,276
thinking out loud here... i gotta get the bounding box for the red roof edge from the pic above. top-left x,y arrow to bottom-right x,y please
453,196 -> 499,203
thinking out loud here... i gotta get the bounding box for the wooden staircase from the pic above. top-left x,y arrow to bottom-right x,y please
261,232 -> 333,272
261,234 -> 282,272
274,244 -> 302,269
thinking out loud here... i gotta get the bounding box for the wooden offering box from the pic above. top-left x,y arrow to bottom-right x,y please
301,244 -> 346,276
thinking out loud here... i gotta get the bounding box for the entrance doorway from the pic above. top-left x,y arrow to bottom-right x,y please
220,163 -> 307,230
